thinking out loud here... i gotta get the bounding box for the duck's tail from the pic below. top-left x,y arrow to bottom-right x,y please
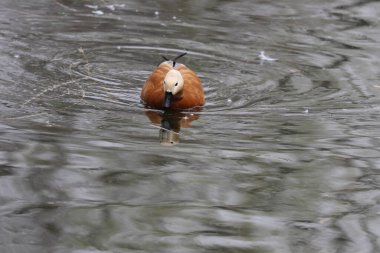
161,52 -> 187,67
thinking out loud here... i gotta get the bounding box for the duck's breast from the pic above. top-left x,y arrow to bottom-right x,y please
140,62 -> 172,108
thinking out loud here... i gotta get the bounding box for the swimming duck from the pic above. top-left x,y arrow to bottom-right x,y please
141,52 -> 205,110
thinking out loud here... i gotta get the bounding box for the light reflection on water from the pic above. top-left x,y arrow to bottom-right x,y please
1,0 -> 380,252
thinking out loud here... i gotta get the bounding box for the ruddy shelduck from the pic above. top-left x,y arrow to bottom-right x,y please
141,52 -> 205,110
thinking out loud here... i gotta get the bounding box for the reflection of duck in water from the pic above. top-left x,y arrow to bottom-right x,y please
145,110 -> 200,145
141,52 -> 205,110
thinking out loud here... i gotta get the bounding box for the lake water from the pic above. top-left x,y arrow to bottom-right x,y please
1,0 -> 380,252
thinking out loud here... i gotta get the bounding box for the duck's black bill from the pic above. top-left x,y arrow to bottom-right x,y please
163,91 -> 173,109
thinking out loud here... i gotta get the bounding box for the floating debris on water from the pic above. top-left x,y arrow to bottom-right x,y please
172,16 -> 177,20
86,3 -> 124,12
154,11 -> 159,16
85,4 -> 98,10
106,5 -> 116,11
114,4 -> 125,8
258,51 -> 277,62
92,10 -> 104,15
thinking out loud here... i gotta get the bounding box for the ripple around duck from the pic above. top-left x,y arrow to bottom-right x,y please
0,0 -> 373,123
57,45 -> 268,115
11,0 -> 360,118
1,0 -> 357,119
48,42 -> 351,118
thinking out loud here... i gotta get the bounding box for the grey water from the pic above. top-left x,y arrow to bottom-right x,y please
1,0 -> 380,252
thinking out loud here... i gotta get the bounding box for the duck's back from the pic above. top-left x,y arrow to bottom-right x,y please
173,64 -> 204,109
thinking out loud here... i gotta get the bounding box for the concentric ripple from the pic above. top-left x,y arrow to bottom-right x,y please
3,0 -> 367,118
41,42 -> 352,117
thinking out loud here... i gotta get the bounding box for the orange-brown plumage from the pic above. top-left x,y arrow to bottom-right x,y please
141,60 -> 205,110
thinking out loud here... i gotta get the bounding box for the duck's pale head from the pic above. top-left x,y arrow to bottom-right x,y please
163,69 -> 184,108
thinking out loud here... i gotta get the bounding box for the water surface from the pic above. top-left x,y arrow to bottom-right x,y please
1,0 -> 380,252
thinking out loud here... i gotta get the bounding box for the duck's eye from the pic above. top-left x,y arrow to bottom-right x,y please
175,82 -> 178,86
